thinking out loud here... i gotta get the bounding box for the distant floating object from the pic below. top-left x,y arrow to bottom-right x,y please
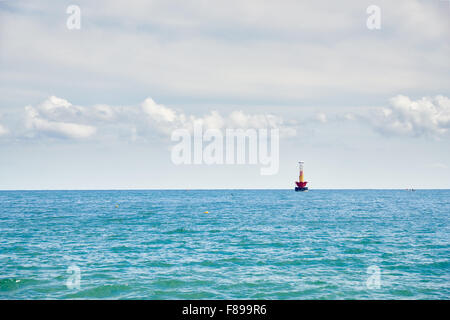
204,211 -> 209,214
406,188 -> 416,192
115,205 -> 119,208
295,161 -> 309,192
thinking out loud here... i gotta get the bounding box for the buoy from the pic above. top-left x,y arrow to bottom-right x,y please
295,161 -> 309,192
204,211 -> 209,214
115,205 -> 119,208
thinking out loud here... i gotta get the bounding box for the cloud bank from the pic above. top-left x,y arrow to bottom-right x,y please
24,97 -> 97,139
1,1 -> 448,108
371,95 -> 450,137
4,94 -> 450,142
16,96 -> 297,141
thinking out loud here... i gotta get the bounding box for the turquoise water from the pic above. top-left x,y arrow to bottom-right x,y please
0,190 -> 449,299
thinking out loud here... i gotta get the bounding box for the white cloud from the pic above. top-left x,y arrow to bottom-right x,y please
371,95 -> 450,137
17,93 -> 450,142
142,98 -> 177,123
315,112 -> 327,123
21,94 -> 450,141
22,96 -> 100,139
228,111 -> 280,128
16,96 -> 296,140
344,113 -> 356,121
202,111 -> 225,130
140,98 -> 296,137
0,124 -> 8,136
429,163 -> 448,169
25,104 -> 97,139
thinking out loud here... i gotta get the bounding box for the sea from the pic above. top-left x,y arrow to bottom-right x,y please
0,190 -> 449,299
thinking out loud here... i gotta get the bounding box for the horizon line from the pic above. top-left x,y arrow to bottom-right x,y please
0,188 -> 449,191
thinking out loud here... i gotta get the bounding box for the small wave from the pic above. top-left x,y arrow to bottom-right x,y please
388,288 -> 415,297
165,227 -> 197,234
64,284 -> 131,299
146,261 -> 173,268
152,279 -> 185,288
194,257 -> 247,267
111,245 -> 133,253
150,289 -> 218,299
174,291 -> 218,299
343,248 -> 365,254
0,278 -> 39,292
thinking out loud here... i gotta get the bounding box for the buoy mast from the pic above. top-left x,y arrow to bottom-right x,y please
295,161 -> 309,192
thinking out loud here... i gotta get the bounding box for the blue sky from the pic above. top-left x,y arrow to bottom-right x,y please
0,0 -> 449,189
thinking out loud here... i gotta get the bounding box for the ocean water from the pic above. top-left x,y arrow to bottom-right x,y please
0,190 -> 449,300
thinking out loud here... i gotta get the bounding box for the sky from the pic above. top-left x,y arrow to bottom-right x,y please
0,0 -> 449,189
